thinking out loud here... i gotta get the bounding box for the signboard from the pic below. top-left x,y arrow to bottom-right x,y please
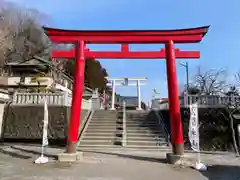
188,102 -> 199,152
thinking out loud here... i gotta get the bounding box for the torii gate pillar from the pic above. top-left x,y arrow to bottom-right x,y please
165,40 -> 184,154
66,40 -> 85,153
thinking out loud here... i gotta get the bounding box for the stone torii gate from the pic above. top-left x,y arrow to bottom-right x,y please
44,26 -> 209,162
106,77 -> 147,110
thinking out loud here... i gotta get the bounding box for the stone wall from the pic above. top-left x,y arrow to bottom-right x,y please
159,108 -> 240,151
2,105 -> 87,145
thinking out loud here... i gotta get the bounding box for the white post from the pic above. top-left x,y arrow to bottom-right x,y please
137,80 -> 142,110
34,99 -> 49,164
111,80 -> 116,110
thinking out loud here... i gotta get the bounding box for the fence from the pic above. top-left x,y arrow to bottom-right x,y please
181,94 -> 240,108
152,94 -> 240,109
13,92 -> 71,106
12,92 -> 101,109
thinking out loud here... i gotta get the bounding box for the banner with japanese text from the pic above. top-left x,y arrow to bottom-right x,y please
188,102 -> 200,152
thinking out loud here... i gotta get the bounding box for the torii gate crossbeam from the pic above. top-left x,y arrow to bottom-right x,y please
44,26 -> 209,160
52,48 -> 200,59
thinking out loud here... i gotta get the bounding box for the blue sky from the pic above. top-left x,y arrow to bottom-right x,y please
8,0 -> 240,103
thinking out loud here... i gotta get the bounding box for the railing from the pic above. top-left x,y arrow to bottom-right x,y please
12,92 -> 100,109
152,94 -> 240,109
153,110 -> 170,146
122,101 -> 127,147
181,94 -> 240,107
13,92 -> 71,106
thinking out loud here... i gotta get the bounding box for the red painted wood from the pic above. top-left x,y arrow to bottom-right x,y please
48,34 -> 203,44
67,40 -> 85,144
52,48 -> 200,59
165,40 -> 184,147
44,26 -> 209,37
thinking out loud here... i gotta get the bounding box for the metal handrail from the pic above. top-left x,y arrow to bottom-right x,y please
153,110 -> 170,146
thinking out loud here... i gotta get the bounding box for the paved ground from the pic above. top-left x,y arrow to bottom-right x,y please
0,144 -> 240,180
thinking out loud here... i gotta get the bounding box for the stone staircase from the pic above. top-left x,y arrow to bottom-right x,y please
78,110 -> 122,150
78,109 -> 169,150
125,111 -> 169,149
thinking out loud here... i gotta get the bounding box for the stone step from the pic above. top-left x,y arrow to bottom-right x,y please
79,139 -> 117,146
90,121 -> 120,125
92,112 -> 117,115
127,113 -> 148,115
126,125 -> 159,128
84,129 -> 119,133
126,132 -> 165,137
126,114 -> 148,117
126,126 -> 162,131
94,110 -> 116,112
126,129 -> 164,134
91,118 -> 117,121
94,113 -> 117,115
88,122 -> 119,126
77,144 -> 121,149
90,120 -> 119,123
126,116 -> 146,121
87,124 -> 119,128
92,116 -> 117,119
87,126 -> 120,130
126,125 -> 161,128
126,136 -> 166,141
125,145 -> 169,149
93,112 -> 117,114
84,132 -> 121,137
93,114 -> 117,117
126,121 -> 158,125
126,140 -> 167,146
82,136 -> 118,141
126,120 -> 156,123
92,115 -> 117,118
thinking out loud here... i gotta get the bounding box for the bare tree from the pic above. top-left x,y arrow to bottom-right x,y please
234,71 -> 240,87
194,67 -> 228,95
0,1 -> 16,66
0,0 -> 51,66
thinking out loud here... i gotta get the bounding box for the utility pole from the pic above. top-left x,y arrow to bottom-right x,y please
179,62 -> 189,93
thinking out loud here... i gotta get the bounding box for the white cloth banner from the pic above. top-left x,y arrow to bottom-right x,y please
188,102 -> 200,152
34,100 -> 49,164
42,100 -> 49,146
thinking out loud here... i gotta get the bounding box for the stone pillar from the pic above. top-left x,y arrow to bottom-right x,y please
110,80 -> 116,110
137,80 -> 142,110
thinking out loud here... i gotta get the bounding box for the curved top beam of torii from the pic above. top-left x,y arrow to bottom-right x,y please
43,26 -> 210,44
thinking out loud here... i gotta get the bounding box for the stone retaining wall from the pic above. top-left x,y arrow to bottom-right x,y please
159,108 -> 239,151
2,105 -> 87,144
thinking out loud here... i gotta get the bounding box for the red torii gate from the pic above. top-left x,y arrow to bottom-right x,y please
44,26 -> 209,156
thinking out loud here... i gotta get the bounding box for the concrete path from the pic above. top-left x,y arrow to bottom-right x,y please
0,144 -> 240,180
